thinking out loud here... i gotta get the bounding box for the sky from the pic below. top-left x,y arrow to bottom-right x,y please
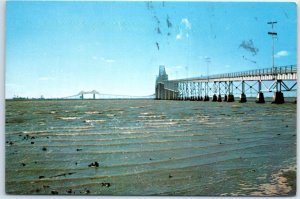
5,1 -> 297,99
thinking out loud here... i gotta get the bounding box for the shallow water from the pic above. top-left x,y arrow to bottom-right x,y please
5,99 -> 296,195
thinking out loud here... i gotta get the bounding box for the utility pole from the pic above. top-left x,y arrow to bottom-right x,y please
267,21 -> 278,80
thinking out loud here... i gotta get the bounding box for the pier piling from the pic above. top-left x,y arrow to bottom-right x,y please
212,94 -> 217,102
256,92 -> 265,103
272,91 -> 285,104
239,93 -> 247,103
217,94 -> 222,102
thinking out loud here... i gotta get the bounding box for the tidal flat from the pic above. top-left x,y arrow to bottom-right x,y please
5,99 -> 296,195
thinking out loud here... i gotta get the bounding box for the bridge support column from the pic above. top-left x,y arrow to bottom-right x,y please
188,82 -> 192,101
189,82 -> 192,100
212,94 -> 217,102
192,82 -> 196,101
256,92 -> 265,103
227,94 -> 235,102
272,91 -> 284,104
184,82 -> 189,101
190,82 -> 194,101
272,80 -> 284,104
217,94 -> 222,102
204,95 -> 209,101
223,82 -> 228,102
179,83 -> 184,100
239,81 -> 247,103
217,82 -> 222,102
172,90 -> 176,100
227,81 -> 234,102
195,82 -> 199,101
204,82 -> 209,101
224,95 -> 227,102
81,94 -> 84,100
198,82 -> 202,101
161,83 -> 166,100
212,82 -> 217,101
155,83 -> 161,100
155,85 -> 159,100
239,93 -> 247,103
198,82 -> 203,101
256,80 -> 265,103
166,90 -> 169,100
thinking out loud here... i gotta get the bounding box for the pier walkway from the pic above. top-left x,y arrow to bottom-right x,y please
155,65 -> 297,104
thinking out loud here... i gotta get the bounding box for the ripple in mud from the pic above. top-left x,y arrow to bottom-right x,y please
6,118 -> 26,124
250,166 -> 296,196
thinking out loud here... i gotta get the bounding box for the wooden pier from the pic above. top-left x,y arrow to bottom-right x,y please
155,65 -> 297,104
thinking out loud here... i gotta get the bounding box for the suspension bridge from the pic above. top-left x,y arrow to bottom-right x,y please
155,65 -> 297,104
61,90 -> 155,100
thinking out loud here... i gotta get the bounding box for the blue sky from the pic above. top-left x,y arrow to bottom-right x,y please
5,1 -> 297,98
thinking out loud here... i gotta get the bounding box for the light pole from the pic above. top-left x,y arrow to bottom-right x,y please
267,21 -> 277,80
267,21 -> 284,104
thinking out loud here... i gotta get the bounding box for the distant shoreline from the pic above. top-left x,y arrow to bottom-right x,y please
6,98 -> 156,101
5,97 -> 297,103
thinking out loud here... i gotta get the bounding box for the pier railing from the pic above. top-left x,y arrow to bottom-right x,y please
211,65 -> 296,79
170,65 -> 297,82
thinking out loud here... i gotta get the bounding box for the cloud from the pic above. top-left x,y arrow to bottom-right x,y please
105,59 -> 115,63
6,83 -> 21,87
100,57 -> 116,64
181,18 -> 191,29
176,34 -> 182,40
38,77 -> 53,81
275,50 -> 289,58
176,18 -> 191,40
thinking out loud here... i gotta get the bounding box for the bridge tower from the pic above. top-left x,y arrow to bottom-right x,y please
158,65 -> 168,81
155,65 -> 168,100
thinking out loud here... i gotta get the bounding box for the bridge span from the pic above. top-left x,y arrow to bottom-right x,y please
155,65 -> 297,104
62,90 -> 155,100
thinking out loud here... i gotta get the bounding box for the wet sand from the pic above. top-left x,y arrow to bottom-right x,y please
5,99 -> 296,195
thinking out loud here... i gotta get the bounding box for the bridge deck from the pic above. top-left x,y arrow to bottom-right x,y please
168,65 -> 297,83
